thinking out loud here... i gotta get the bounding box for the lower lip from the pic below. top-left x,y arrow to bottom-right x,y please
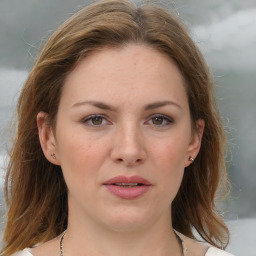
104,185 -> 151,199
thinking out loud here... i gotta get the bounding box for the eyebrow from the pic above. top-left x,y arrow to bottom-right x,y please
72,100 -> 117,111
72,100 -> 182,111
144,100 -> 182,110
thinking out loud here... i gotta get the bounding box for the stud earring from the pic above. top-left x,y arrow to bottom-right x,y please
189,156 -> 194,162
51,153 -> 56,159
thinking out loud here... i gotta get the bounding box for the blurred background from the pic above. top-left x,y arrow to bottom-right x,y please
0,0 -> 255,255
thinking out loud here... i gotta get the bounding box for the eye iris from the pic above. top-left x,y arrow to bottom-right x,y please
92,117 -> 103,125
152,116 -> 163,125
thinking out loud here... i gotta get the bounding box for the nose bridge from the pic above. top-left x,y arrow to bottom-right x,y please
111,119 -> 146,165
121,121 -> 140,149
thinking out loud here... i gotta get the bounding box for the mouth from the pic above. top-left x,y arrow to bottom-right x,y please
112,183 -> 145,187
103,175 -> 152,186
103,176 -> 152,199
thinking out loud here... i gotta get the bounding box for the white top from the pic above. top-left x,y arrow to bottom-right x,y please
12,246 -> 235,256
206,247 -> 234,255
12,249 -> 32,256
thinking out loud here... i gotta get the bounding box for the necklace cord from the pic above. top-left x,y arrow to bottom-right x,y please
59,230 -> 186,256
60,231 -> 66,256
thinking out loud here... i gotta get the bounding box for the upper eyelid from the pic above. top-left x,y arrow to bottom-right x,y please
81,114 -> 111,126
82,114 -> 107,121
148,113 -> 173,121
143,114 -> 174,127
80,113 -> 174,124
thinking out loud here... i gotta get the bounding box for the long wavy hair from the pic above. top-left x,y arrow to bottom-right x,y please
1,0 -> 229,255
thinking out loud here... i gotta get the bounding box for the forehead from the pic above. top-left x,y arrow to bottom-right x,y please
61,44 -> 188,108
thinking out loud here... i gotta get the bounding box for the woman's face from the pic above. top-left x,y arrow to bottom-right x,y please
39,44 -> 203,231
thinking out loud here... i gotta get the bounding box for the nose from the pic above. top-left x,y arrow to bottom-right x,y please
110,123 -> 147,167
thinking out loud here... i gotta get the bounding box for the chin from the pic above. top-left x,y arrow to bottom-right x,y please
100,207 -> 152,232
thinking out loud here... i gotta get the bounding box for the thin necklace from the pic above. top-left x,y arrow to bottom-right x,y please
59,230 -> 187,256
60,230 -> 66,256
175,232 -> 188,256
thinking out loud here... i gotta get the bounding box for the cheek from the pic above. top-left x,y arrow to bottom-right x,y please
55,127 -> 111,183
152,134 -> 189,168
150,135 -> 188,194
157,144 -> 185,184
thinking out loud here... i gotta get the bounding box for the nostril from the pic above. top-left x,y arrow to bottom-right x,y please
115,157 -> 143,166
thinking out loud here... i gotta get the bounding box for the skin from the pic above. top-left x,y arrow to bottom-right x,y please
36,44 -> 206,256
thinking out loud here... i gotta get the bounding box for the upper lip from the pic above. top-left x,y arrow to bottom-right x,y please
103,175 -> 152,186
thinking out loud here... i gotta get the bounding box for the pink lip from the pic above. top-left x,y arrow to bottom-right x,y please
103,175 -> 152,199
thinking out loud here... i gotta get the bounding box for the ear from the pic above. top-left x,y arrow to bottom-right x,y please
185,119 -> 205,167
37,111 -> 60,165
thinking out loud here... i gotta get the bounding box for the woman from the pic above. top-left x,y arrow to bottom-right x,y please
2,0 -> 234,255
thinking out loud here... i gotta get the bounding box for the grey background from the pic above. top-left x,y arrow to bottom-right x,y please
0,1 -> 256,255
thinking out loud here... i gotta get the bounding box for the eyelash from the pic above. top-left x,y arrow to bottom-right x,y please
81,114 -> 110,127
81,114 -> 174,127
146,114 -> 174,126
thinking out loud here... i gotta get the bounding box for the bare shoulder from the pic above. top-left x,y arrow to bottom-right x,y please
28,235 -> 60,256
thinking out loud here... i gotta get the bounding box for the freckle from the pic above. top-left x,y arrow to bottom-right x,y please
86,143 -> 92,150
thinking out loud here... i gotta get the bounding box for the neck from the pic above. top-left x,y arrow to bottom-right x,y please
63,208 -> 182,256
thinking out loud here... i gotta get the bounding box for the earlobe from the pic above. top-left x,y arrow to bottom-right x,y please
185,119 -> 205,167
37,112 -> 60,165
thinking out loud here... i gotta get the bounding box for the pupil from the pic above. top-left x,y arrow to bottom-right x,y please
153,117 -> 163,125
92,117 -> 102,125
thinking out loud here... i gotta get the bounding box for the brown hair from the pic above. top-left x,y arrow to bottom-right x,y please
2,0 -> 229,254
